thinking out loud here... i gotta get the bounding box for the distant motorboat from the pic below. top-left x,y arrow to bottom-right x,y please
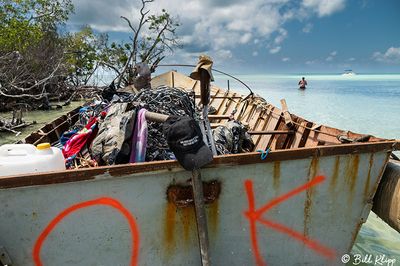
342,69 -> 356,76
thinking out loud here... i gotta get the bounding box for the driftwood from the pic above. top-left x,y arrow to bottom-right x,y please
0,108 -> 37,135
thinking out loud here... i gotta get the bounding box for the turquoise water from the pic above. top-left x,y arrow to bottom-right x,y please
215,73 -> 400,263
0,101 -> 84,146
215,74 -> 400,140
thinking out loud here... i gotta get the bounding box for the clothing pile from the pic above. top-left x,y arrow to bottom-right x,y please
213,120 -> 254,155
59,85 -> 254,169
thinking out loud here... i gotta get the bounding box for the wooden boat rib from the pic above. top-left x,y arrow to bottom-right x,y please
0,70 -> 399,266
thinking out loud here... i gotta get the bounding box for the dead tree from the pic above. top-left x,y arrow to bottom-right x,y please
0,35 -> 70,111
111,0 -> 180,88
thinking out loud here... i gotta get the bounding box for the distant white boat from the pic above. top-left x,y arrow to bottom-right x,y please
342,69 -> 356,76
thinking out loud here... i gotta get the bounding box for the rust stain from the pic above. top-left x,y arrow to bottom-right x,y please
345,155 -> 359,201
303,156 -> 319,237
207,200 -> 219,238
364,154 -> 374,199
164,202 -> 176,254
166,180 -> 221,208
180,206 -> 196,246
273,161 -> 281,191
329,156 -> 340,193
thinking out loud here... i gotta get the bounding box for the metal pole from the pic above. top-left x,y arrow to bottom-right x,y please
191,169 -> 210,266
189,68 -> 213,266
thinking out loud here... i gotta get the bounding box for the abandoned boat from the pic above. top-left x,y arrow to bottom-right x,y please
0,70 -> 399,266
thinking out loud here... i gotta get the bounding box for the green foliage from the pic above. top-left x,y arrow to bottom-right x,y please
99,40 -> 131,71
0,0 -> 73,52
64,26 -> 105,85
99,5 -> 181,87
0,0 -> 181,89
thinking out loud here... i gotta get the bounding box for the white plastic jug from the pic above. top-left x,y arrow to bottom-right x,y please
0,143 -> 66,177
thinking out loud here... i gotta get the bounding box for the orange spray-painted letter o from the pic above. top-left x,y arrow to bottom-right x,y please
33,197 -> 140,266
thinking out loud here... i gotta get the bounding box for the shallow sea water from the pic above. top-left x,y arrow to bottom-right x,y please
214,73 -> 400,264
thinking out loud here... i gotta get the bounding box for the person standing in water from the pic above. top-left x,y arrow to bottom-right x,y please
298,77 -> 307,89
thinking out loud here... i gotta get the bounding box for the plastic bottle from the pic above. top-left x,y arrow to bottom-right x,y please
0,143 -> 66,177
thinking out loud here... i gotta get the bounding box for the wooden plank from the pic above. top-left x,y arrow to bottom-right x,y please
291,119 -> 307,148
195,95 -> 242,99
269,118 -> 288,150
256,107 -> 282,150
250,109 -> 267,147
279,115 -> 302,149
305,130 -> 320,147
249,130 -> 294,135
254,110 -> 270,149
208,115 -> 231,119
280,99 -> 293,128
255,107 -> 275,150
245,105 -> 264,144
266,115 -> 284,150
208,89 -> 224,112
220,92 -> 240,124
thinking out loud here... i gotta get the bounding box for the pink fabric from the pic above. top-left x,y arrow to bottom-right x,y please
62,122 -> 97,159
129,108 -> 148,163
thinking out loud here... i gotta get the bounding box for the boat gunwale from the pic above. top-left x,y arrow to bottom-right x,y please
0,140 -> 397,189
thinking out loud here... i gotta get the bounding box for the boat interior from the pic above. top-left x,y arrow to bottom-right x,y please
22,71 -> 396,154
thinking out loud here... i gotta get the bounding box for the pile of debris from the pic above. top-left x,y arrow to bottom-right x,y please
58,85 -> 254,169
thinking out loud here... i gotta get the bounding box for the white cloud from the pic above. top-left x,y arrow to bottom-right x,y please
252,51 -> 259,57
326,50 -> 337,61
69,0 -> 347,64
274,28 -> 288,44
302,23 -> 313,33
215,49 -> 233,60
240,33 -> 252,44
347,57 -> 355,61
282,57 -> 290,62
269,46 -> 281,54
373,47 -> 400,63
302,0 -> 346,17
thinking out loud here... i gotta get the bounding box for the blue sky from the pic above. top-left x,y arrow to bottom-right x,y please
69,0 -> 400,74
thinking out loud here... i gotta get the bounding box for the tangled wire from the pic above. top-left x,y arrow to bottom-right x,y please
132,86 -> 197,161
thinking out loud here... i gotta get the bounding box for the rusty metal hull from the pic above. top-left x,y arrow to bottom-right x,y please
0,146 -> 390,265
